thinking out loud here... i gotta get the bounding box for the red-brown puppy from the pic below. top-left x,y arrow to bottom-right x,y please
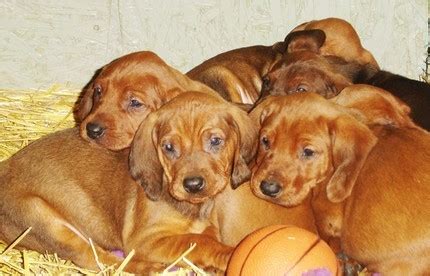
248,86 -> 430,275
186,45 -> 285,104
129,91 -> 258,203
259,33 -> 430,130
0,129 -> 233,273
188,18 -> 377,106
288,17 -> 379,68
74,51 -> 218,151
129,91 -> 317,246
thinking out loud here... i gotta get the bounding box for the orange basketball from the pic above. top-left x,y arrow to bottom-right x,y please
226,225 -> 339,276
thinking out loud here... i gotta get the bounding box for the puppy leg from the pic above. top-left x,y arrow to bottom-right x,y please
140,233 -> 234,272
2,197 -> 121,270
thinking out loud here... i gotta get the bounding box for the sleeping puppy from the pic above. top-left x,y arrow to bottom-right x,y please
187,18 -> 377,106
247,86 -> 430,275
0,128 -> 234,273
287,17 -> 379,68
129,91 -> 317,246
258,30 -> 430,130
187,45 -> 284,104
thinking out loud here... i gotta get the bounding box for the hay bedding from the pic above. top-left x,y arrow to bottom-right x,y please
0,85 -> 77,161
0,86 -> 207,275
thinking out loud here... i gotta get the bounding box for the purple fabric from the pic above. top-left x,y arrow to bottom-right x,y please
300,268 -> 332,276
111,249 -> 125,259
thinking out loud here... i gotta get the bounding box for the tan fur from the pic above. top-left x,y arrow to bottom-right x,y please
0,129 -> 233,273
260,51 -> 354,99
129,91 -> 317,246
74,51 -> 218,151
187,46 -> 283,104
258,18 -> 379,101
188,17 -> 379,106
290,17 -> 379,68
211,183 -> 317,246
248,89 -> 430,275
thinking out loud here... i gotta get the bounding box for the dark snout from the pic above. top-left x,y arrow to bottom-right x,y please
86,122 -> 105,139
183,176 -> 206,193
260,179 -> 282,197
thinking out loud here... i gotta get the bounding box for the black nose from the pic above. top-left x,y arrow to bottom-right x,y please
86,123 -> 105,139
260,180 -> 282,197
183,177 -> 205,193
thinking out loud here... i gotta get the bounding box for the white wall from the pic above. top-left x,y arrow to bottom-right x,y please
0,0 -> 427,90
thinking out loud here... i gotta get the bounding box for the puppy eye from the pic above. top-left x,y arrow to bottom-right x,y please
163,143 -> 175,153
210,137 -> 223,147
302,147 -> 315,159
130,98 -> 143,108
296,85 -> 308,93
261,76 -> 271,91
93,84 -> 102,99
261,136 -> 270,150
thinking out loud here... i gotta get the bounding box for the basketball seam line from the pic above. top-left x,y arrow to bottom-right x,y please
239,225 -> 290,276
284,236 -> 321,275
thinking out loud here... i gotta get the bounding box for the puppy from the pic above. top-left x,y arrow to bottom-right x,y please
287,17 -> 379,68
187,18 -> 376,106
248,87 -> 430,275
259,33 -> 430,130
129,91 -> 317,246
186,45 -> 285,104
74,51 -> 218,151
0,128 -> 233,273
356,68 -> 430,130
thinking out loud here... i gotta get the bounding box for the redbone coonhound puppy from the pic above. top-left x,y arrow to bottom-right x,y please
0,128 -> 234,273
259,32 -> 430,130
287,17 -> 379,68
188,17 -> 377,105
247,86 -> 430,275
187,44 -> 285,104
74,51 -> 218,151
129,91 -> 317,246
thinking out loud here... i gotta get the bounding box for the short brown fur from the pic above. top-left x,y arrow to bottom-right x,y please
248,88 -> 430,275
0,129 -> 233,273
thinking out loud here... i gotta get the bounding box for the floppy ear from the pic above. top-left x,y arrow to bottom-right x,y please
332,85 -> 415,128
73,67 -> 103,123
283,29 -> 326,53
228,108 -> 259,189
249,96 -> 277,127
129,112 -> 164,200
74,85 -> 94,123
326,115 -> 377,203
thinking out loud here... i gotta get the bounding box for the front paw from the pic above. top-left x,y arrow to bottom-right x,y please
212,246 -> 234,272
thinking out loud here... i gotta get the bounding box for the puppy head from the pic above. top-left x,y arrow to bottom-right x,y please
75,51 -> 190,150
257,27 -> 369,103
249,93 -> 377,207
259,52 -> 356,103
129,92 -> 257,203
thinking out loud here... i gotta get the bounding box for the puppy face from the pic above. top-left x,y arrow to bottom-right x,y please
130,92 -> 257,204
75,51 -> 184,150
250,94 -> 334,207
260,52 -> 352,100
250,93 -> 376,207
157,112 -> 237,203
